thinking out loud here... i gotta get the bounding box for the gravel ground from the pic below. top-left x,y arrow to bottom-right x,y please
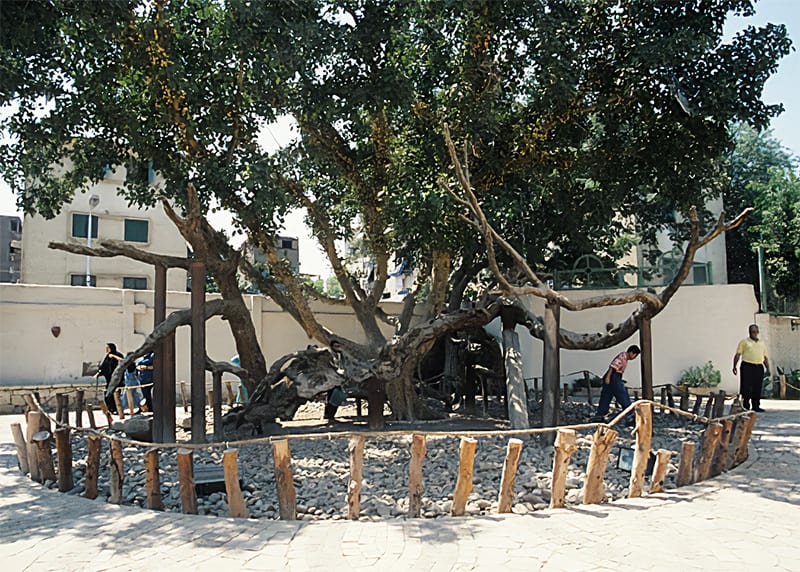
45,398 -> 708,521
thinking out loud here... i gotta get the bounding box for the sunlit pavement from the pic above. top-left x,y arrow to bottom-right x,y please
1,400 -> 798,571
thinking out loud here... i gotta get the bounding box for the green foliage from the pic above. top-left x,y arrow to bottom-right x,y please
680,361 -> 722,388
325,276 -> 344,299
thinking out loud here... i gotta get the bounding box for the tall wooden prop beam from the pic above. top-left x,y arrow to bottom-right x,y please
190,260 -> 207,443
212,371 -> 223,441
542,301 -> 561,430
500,307 -> 530,429
638,316 -> 654,401
153,264 -> 168,443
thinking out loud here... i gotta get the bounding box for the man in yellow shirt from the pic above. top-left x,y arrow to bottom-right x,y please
732,324 -> 770,412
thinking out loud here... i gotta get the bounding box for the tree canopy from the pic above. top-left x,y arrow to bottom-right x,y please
0,0 -> 792,423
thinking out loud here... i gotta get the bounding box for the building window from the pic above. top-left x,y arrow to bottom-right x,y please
9,218 -> 20,232
281,239 -> 293,249
72,214 -> 98,239
123,277 -> 148,290
124,219 -> 149,243
70,274 -> 96,287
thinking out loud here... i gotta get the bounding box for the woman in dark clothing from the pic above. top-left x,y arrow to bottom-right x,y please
94,342 -> 123,414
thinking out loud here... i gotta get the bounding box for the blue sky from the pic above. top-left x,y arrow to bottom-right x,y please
2,0 -> 798,221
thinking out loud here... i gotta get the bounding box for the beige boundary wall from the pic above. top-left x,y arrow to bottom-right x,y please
1,282 -> 790,399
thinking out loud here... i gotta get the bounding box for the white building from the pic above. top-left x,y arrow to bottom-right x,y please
20,165 -> 188,292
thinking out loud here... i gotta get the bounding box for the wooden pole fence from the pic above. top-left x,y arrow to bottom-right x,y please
223,449 -> 248,518
11,422 -> 29,474
695,422 -> 723,482
109,439 -> 124,503
33,431 -> 57,483
711,419 -> 733,477
26,410 -> 41,482
84,435 -> 101,499
628,402 -> 652,498
177,448 -> 197,514
550,429 -> 577,509
582,426 -> 618,505
54,427 -> 74,492
347,435 -> 365,520
145,448 -> 164,510
676,441 -> 695,487
272,439 -> 297,520
649,449 -> 672,493
75,390 -> 85,428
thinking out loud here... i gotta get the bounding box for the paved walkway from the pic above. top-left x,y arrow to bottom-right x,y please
1,401 -> 799,571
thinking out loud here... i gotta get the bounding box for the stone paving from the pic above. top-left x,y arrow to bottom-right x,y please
1,401 -> 799,571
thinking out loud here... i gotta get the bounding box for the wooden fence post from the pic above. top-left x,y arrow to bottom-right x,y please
126,388 -> 136,416
695,422 -> 723,482
98,401 -> 114,426
711,419 -> 733,477
272,439 -> 297,520
676,441 -> 695,487
659,387 -> 667,413
408,434 -> 426,518
727,417 -> 745,470
779,373 -> 787,399
584,371 -> 593,406
26,410 -> 41,482
223,449 -> 248,518
582,426 -> 618,505
54,427 -> 74,492
225,381 -> 235,406
666,385 -> 675,410
649,449 -> 672,493
703,397 -> 714,419
691,395 -> 703,415
145,448 -> 164,510
733,413 -> 758,465
628,402 -> 652,498
84,435 -> 101,499
452,437 -> 477,516
563,383 -> 570,403
180,380 -> 189,413
11,422 -> 29,474
679,390 -> 689,412
347,435 -> 365,520
75,390 -> 85,428
550,429 -> 577,509
109,439 -> 124,503
497,438 -> 523,513
33,431 -> 57,483
56,393 -> 65,425
177,448 -> 197,514
114,390 -> 125,420
713,391 -> 726,418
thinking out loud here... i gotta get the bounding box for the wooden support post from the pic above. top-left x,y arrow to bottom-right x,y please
691,395 -> 703,415
366,377 -> 385,430
177,448 -> 197,514
54,427 -> 74,492
144,448 -> 163,510
75,390 -> 84,428
347,435 -> 365,520
676,441 -> 695,487
33,431 -> 57,483
180,381 -> 189,413
26,410 -> 41,482
225,380 -> 235,406
703,397 -> 714,419
11,423 -> 29,474
109,439 -> 124,503
633,390 -> 640,400
62,394 -> 69,424
628,402 -> 652,498
190,260 -> 207,444
733,413 -> 758,466
695,422 -> 723,482
206,389 -> 214,410
408,434 -> 426,518
659,387 -> 667,413
126,388 -> 136,416
542,301 -> 561,429
582,426 -> 618,505
679,390 -> 689,412
779,374 -> 787,399
114,389 -> 125,420
711,419 -> 733,477
272,439 -> 296,520
85,404 -> 96,430
501,307 -> 530,429
355,398 -> 363,419
639,315 -> 654,401
550,429 -> 577,509
452,437 -> 477,516
162,332 -> 176,441
584,371 -> 593,406
84,436 -> 101,499
713,391 -> 726,419
649,449 -> 672,493
533,378 -> 540,402
98,402 -> 113,426
223,449 -> 248,518
497,438 -> 523,513
666,385 -> 675,410
563,383 -> 570,403
212,371 -> 222,441
56,393 -> 65,425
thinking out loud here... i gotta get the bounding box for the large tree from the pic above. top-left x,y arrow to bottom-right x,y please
0,0 -> 791,428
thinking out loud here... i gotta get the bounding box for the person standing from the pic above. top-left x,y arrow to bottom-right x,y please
120,352 -> 144,413
95,342 -> 123,414
733,324 -> 770,412
136,352 -> 155,412
591,345 -> 641,426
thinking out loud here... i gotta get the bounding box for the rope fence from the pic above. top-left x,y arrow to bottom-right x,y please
9,387 -> 760,521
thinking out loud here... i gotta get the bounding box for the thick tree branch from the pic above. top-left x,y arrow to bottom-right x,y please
49,239 -> 190,269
